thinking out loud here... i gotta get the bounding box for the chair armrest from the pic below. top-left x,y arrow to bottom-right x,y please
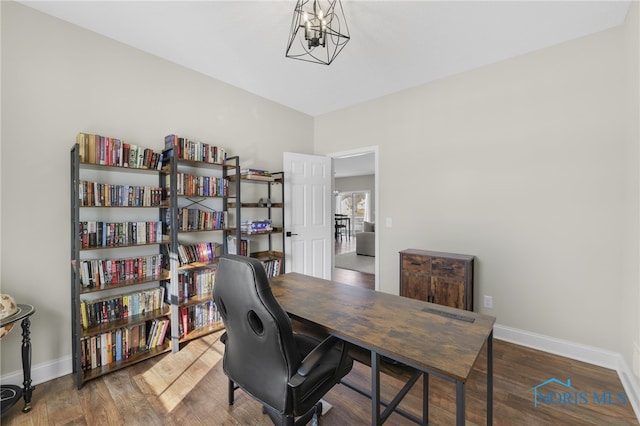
288,335 -> 341,388
220,331 -> 228,344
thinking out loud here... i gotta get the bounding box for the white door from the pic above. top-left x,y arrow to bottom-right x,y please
283,152 -> 332,279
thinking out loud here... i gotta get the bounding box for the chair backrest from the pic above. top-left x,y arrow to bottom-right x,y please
213,254 -> 301,412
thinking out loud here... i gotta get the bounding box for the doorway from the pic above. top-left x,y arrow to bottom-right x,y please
330,147 -> 378,291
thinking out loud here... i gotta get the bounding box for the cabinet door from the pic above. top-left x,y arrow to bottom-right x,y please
430,257 -> 467,308
401,270 -> 429,301
429,277 -> 465,309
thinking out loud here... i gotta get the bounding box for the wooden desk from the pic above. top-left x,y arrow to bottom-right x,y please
270,273 -> 495,426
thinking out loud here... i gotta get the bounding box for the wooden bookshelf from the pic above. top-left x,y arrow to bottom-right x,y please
71,135 -> 171,389
161,134 -> 240,353
228,171 -> 285,277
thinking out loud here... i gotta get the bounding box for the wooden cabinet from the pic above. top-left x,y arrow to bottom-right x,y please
399,249 -> 474,311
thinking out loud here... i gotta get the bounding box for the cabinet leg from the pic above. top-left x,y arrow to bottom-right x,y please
21,317 -> 34,413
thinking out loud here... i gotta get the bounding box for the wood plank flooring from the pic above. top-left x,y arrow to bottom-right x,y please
3,333 -> 636,425
3,241 -> 637,425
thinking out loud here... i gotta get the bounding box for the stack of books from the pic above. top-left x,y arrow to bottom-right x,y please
240,168 -> 274,181
240,220 -> 273,234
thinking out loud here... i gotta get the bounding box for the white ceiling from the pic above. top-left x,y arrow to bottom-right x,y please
20,0 -> 631,118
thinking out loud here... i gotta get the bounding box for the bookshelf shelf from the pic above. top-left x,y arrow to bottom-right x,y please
79,162 -> 164,173
80,307 -> 171,338
78,239 -> 170,251
78,273 -> 170,295
81,342 -> 172,383
179,322 -> 225,344
176,294 -> 214,308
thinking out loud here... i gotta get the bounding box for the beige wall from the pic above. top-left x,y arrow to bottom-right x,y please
625,1 -> 640,383
315,7 -> 640,370
2,0 -> 639,385
0,2 -> 313,375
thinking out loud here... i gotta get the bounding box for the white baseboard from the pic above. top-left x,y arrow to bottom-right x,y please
494,324 -> 640,422
0,355 -> 72,387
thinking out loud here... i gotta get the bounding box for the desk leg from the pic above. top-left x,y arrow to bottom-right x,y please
20,317 -> 33,413
487,330 -> 493,426
371,352 -> 381,425
422,373 -> 429,426
456,381 -> 465,426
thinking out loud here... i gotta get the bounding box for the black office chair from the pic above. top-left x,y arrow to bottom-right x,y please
213,254 -> 353,425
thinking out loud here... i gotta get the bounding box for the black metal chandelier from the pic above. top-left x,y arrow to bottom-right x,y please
285,0 -> 350,65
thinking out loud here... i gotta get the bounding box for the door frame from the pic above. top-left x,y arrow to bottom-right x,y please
328,146 -> 379,291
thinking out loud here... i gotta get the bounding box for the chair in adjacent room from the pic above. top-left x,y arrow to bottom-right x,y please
213,254 -> 353,425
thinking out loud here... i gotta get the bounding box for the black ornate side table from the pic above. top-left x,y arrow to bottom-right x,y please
1,304 -> 35,414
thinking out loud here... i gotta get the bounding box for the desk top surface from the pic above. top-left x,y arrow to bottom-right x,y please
270,273 -> 495,382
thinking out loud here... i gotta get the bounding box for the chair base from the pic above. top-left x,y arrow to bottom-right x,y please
263,402 -> 322,426
229,378 -> 322,426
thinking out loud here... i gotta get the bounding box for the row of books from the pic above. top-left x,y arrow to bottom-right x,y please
177,207 -> 227,232
177,242 -> 222,266
170,172 -> 229,197
80,320 -> 167,371
79,221 -> 164,249
161,269 -> 216,303
79,180 -> 163,207
77,132 -> 163,170
146,318 -> 170,351
78,254 -> 163,288
257,257 -> 282,278
178,301 -> 221,338
240,219 -> 273,234
79,287 -> 165,329
164,134 -> 226,164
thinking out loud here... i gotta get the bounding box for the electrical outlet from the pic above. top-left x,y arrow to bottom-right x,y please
484,295 -> 493,309
385,217 -> 392,227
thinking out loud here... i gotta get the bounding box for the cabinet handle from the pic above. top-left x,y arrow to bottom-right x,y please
411,262 -> 422,266
436,265 -> 454,271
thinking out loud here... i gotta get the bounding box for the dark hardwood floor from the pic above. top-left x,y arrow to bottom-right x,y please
3,244 -> 636,425
3,332 -> 636,425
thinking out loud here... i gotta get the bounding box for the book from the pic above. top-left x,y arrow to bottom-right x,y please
181,306 -> 188,338
157,319 -> 169,347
